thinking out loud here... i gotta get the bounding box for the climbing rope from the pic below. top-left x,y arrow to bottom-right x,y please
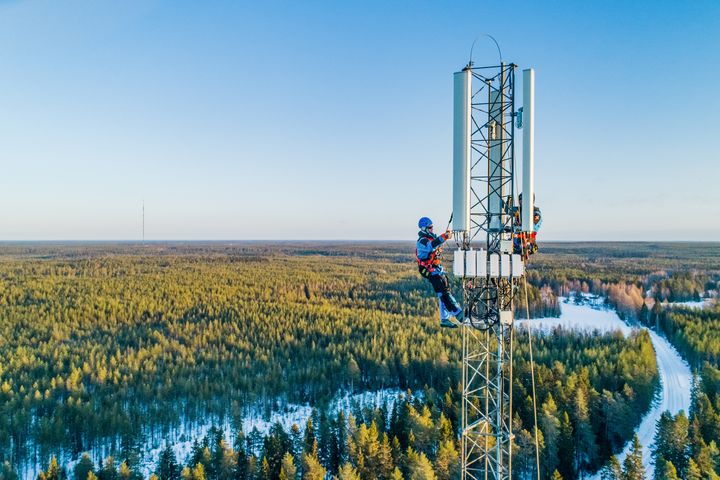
511,150 -> 542,479
521,245 -> 542,480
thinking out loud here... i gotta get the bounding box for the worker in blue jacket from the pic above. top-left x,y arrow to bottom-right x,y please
416,217 -> 464,328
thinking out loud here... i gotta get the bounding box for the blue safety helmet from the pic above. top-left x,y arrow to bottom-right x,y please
418,217 -> 433,229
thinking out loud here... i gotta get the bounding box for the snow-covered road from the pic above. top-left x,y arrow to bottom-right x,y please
620,330 -> 692,475
520,296 -> 692,479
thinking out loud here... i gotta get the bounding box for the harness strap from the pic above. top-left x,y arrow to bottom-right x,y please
416,232 -> 445,276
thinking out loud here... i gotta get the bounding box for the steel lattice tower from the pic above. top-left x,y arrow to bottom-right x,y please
455,63 -> 520,480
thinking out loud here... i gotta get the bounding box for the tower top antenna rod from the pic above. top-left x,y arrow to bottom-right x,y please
469,34 -> 503,66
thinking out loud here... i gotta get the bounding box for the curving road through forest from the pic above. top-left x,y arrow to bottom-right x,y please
521,297 -> 692,479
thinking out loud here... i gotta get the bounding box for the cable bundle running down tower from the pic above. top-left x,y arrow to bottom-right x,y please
451,62 -> 536,480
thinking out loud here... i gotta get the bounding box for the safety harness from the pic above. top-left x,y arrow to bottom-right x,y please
512,207 -> 541,260
416,231 -> 444,278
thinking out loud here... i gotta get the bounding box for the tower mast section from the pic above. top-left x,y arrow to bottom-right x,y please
452,61 -> 534,480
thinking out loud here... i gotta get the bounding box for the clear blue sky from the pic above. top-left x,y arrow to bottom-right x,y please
1,0 -> 718,240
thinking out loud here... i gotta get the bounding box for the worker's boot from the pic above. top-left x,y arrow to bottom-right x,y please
440,318 -> 458,328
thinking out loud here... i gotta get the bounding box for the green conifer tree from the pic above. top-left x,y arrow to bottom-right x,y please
558,411 -> 574,480
118,462 -> 131,480
540,395 -> 561,477
0,462 -> 19,480
100,457 -> 118,480
405,448 -> 435,480
654,460 -> 680,480
302,452 -> 326,480
335,463 -> 359,480
191,464 -> 205,480
621,435 -> 645,480
433,440 -> 458,480
303,419 -> 316,457
157,446 -> 181,480
260,458 -> 270,480
38,457 -> 61,480
686,458 -> 702,480
74,454 -> 95,480
599,455 -> 622,480
278,453 -> 296,480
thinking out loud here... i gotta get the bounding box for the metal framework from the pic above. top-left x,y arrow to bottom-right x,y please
458,63 -> 520,480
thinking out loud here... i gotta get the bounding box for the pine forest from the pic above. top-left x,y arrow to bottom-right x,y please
0,242 -> 718,480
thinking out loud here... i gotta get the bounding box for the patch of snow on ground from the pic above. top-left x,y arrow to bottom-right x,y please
142,418 -> 235,479
242,403 -> 315,439
668,299 -> 714,309
518,295 -> 632,336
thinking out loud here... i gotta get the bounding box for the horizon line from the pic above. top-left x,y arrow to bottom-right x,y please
0,239 -> 718,244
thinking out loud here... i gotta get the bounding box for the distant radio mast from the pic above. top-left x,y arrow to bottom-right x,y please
142,200 -> 145,243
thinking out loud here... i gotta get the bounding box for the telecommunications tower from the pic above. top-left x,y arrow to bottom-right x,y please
451,61 -> 536,480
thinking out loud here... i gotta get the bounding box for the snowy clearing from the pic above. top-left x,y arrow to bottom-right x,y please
136,388 -> 406,478
667,299 -> 715,309
517,295 -> 632,336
